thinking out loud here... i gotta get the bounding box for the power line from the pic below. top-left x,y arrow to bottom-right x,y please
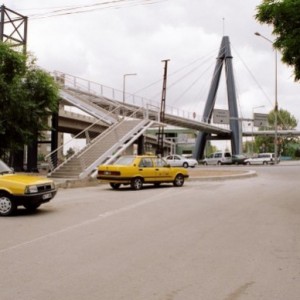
17,0 -> 167,20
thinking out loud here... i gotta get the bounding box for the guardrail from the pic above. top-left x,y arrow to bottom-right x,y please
45,103 -> 158,175
53,70 -> 210,123
45,104 -> 123,172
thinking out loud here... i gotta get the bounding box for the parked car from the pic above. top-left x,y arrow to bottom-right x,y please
244,153 -> 279,165
164,154 -> 198,168
202,151 -> 232,165
232,154 -> 248,165
0,159 -> 57,216
97,155 -> 189,190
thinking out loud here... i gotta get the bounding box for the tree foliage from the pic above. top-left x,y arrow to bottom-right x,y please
268,107 -> 297,130
256,0 -> 300,81
254,108 -> 299,156
0,42 -> 59,158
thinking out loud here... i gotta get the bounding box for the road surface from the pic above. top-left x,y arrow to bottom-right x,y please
1,162 -> 299,300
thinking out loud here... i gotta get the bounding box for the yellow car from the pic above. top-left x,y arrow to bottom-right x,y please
0,159 -> 57,216
97,155 -> 189,190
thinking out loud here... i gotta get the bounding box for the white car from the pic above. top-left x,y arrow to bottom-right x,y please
164,154 -> 198,168
244,153 -> 279,165
202,151 -> 232,165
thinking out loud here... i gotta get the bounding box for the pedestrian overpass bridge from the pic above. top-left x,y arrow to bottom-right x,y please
47,71 -> 231,179
56,72 -> 231,136
48,71 -> 300,179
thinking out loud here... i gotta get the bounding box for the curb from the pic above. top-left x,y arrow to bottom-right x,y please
187,170 -> 257,181
53,170 -> 257,189
54,178 -> 99,189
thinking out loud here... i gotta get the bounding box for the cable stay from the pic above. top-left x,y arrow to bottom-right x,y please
231,44 -> 289,130
135,47 -> 225,109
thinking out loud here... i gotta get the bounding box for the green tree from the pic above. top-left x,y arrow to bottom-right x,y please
256,0 -> 300,81
204,141 -> 218,157
0,42 -> 59,159
255,108 -> 299,156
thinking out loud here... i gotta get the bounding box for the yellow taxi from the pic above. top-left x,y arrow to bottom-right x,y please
97,155 -> 189,190
0,159 -> 57,216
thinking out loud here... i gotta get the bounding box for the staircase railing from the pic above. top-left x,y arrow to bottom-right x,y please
45,104 -> 123,172
52,70 -> 208,123
78,118 -> 154,179
59,89 -> 118,125
46,104 -> 159,177
75,106 -> 152,168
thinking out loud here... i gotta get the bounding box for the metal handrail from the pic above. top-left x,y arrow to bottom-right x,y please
46,101 -> 155,175
77,106 -> 147,160
52,70 -> 208,123
45,104 -> 123,171
77,118 -> 155,179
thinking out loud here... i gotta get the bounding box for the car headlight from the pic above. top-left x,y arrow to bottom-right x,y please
25,185 -> 38,194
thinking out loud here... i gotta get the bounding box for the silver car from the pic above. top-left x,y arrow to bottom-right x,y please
164,154 -> 198,168
202,152 -> 232,165
244,153 -> 278,165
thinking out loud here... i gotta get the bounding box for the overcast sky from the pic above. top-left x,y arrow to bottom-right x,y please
4,0 -> 300,132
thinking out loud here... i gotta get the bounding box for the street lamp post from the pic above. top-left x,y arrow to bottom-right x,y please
123,73 -> 137,103
255,32 -> 279,164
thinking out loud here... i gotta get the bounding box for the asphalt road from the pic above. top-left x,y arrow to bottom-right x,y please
1,162 -> 300,300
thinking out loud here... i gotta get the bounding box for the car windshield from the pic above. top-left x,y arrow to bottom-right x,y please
113,156 -> 135,166
0,159 -> 13,174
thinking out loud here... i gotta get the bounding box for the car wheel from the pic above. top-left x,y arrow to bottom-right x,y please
0,194 -> 16,216
131,177 -> 143,190
203,162 -> 208,166
173,174 -> 184,187
110,183 -> 121,190
183,162 -> 189,168
263,161 -> 268,165
246,162 -> 251,165
217,161 -> 222,166
23,203 -> 41,212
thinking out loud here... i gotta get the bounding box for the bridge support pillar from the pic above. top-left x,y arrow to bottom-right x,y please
137,135 -> 144,155
194,36 -> 242,160
51,112 -> 59,168
27,134 -> 38,172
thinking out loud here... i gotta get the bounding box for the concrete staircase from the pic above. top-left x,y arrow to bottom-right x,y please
48,118 -> 154,179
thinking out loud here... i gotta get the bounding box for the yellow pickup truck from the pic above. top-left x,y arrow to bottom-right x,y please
0,159 -> 57,216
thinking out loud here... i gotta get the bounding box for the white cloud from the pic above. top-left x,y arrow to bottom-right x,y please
3,0 -> 300,129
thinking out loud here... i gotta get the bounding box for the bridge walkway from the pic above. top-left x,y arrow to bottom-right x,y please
47,72 -> 231,179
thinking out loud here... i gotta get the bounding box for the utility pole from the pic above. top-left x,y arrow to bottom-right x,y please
1,5 -> 29,171
0,5 -> 28,54
255,32 -> 279,163
156,59 -> 170,156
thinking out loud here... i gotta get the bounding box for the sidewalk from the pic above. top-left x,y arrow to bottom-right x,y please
53,168 -> 256,189
187,168 -> 256,181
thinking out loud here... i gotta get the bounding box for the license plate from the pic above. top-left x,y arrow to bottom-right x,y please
42,193 -> 52,200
